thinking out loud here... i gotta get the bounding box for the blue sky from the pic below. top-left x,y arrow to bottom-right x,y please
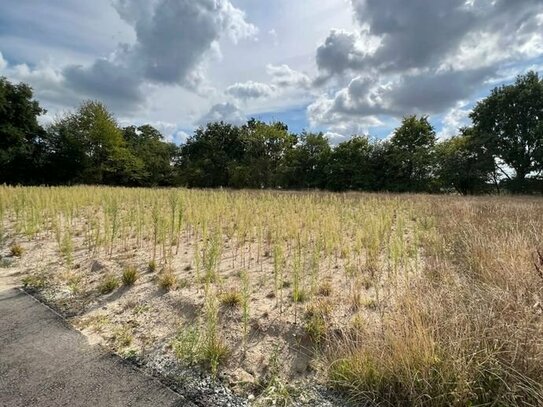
1,0 -> 542,143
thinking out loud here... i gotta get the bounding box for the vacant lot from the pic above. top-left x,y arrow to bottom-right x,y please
1,186 -> 542,405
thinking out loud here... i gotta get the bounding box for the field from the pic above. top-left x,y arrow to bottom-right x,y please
1,186 -> 543,405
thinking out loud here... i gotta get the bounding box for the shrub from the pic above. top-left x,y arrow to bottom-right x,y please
292,288 -> 307,303
317,281 -> 332,297
22,273 -> 48,290
113,325 -> 133,348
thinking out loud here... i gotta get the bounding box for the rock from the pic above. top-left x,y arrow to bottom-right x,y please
229,368 -> 255,386
294,358 -> 308,373
91,260 -> 106,273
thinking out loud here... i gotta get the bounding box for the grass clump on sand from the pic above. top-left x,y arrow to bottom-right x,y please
122,265 -> 139,286
98,273 -> 119,295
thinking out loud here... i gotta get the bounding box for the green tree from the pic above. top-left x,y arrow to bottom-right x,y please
236,120 -> 295,188
45,101 -> 138,185
385,115 -> 437,192
470,71 -> 543,192
326,136 -> 376,191
435,128 -> 495,195
122,125 -> 178,186
0,77 -> 47,184
279,131 -> 330,189
179,121 -> 244,187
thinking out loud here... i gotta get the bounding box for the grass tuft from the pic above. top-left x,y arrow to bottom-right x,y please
158,270 -> 177,291
220,289 -> 242,308
10,243 -> 24,257
98,273 -> 119,294
122,265 -> 139,286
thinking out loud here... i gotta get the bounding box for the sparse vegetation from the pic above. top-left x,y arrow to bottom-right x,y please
1,186 -> 543,405
22,273 -> 49,290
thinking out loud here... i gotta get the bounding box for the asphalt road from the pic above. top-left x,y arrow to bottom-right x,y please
0,286 -> 186,407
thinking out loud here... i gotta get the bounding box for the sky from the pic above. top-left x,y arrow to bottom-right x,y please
1,0 -> 542,144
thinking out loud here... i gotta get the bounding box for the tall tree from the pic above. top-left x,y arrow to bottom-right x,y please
0,77 -> 46,184
279,131 -> 330,189
326,136 -> 375,191
385,115 -> 437,192
235,120 -> 295,188
179,121 -> 244,187
45,101 -> 138,185
122,125 -> 178,186
435,128 -> 495,195
470,71 -> 543,192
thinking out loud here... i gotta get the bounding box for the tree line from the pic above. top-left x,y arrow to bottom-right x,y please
1,72 -> 542,194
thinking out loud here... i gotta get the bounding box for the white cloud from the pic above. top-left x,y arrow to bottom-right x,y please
60,0 -> 257,112
309,0 -> 543,136
437,101 -> 472,139
197,102 -> 246,126
266,64 -> 311,89
226,81 -> 276,99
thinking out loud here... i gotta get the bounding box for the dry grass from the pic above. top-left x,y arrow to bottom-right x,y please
158,270 -> 177,291
1,186 -> 542,405
220,289 -> 243,308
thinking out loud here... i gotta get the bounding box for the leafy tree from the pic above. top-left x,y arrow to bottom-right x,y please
236,120 -> 295,188
435,128 -> 495,194
470,71 -> 543,192
122,125 -> 178,186
280,131 -> 331,189
179,121 -> 244,187
326,136 -> 376,191
385,115 -> 437,192
45,101 -> 138,185
0,77 -> 47,184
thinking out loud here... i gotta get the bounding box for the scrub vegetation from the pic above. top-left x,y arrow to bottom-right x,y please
1,186 -> 542,405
